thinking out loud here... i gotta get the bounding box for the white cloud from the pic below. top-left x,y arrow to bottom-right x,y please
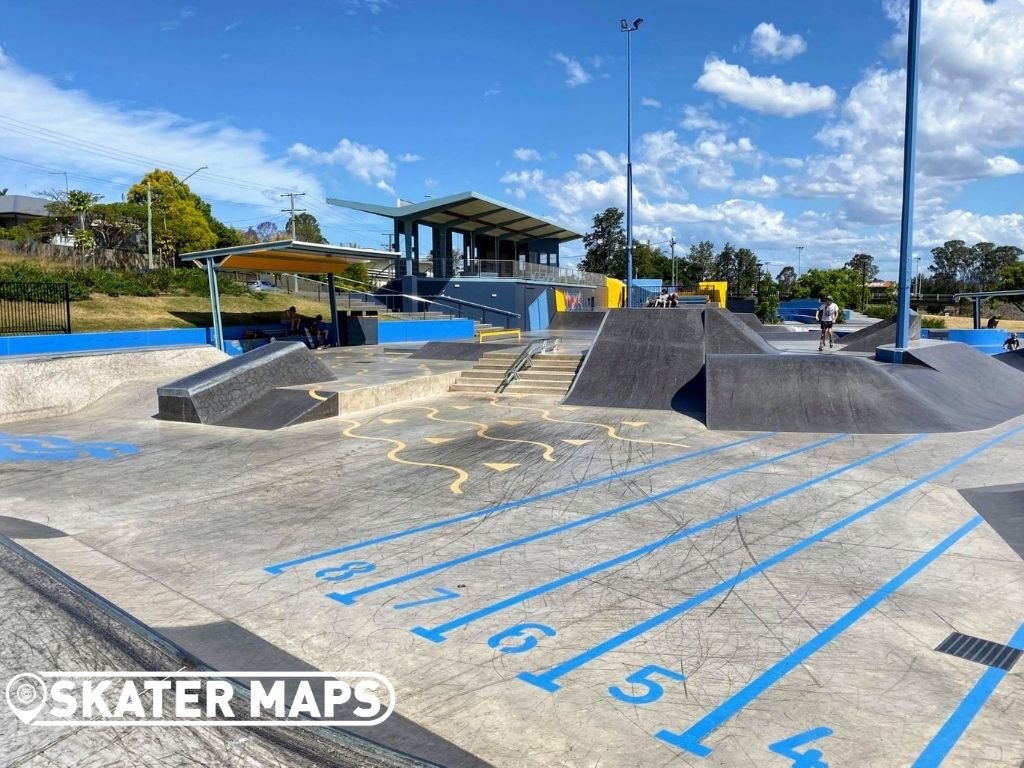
512,147 -> 543,162
641,97 -> 662,108
483,87 -> 501,102
161,7 -> 195,32
288,138 -> 395,188
0,50 -> 321,210
552,53 -> 591,88
224,20 -> 242,32
750,22 -> 807,60
733,175 -> 779,197
398,153 -> 422,163
696,58 -> 836,117
680,106 -> 723,131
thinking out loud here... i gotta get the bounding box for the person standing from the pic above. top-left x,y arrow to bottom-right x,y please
817,294 -> 839,351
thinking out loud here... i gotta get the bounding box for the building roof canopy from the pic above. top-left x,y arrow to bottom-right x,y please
326,191 -> 583,243
179,240 -> 398,274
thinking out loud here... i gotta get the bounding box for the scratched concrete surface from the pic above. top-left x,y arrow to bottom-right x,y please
0,361 -> 1022,767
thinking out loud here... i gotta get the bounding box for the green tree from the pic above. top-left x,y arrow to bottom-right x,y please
255,220 -> 286,243
845,253 -> 879,282
579,207 -> 625,276
776,265 -> 797,295
928,240 -> 975,292
285,212 -> 329,243
90,202 -> 147,251
734,247 -> 759,296
127,170 -> 220,256
972,242 -> 1021,289
756,268 -> 779,322
792,267 -> 863,313
683,240 -> 716,282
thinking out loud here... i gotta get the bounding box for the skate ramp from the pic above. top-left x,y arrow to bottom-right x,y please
706,341 -> 1024,433
959,483 -> 1024,560
840,312 -> 920,352
703,307 -> 780,354
564,308 -> 705,411
734,313 -> 763,330
158,341 -> 336,427
548,311 -> 606,331
995,348 -> 1024,372
213,388 -> 339,430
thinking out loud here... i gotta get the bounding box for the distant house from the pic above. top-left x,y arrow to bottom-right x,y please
868,280 -> 896,302
0,195 -> 49,229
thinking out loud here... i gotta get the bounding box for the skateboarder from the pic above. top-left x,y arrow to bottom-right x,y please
1004,332 -> 1020,352
817,295 -> 839,351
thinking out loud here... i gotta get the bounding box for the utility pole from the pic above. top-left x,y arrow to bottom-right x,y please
669,235 -> 677,287
795,245 -> 804,276
146,182 -> 153,270
280,192 -> 307,239
381,232 -> 396,251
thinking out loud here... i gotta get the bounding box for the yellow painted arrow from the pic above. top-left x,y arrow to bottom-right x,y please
500,420 -> 526,426
451,405 -> 473,411
621,420 -> 648,427
562,439 -> 593,446
425,437 -> 455,445
484,462 -> 520,472
378,418 -> 406,424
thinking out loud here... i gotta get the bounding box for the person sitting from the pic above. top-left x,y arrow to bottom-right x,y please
668,291 -> 679,308
654,287 -> 669,308
304,314 -> 329,349
281,306 -> 300,333
987,316 -> 1000,328
1004,332 -> 1020,352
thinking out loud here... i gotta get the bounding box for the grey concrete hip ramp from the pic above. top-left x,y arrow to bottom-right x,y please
839,312 -> 920,352
564,308 -> 705,411
548,311 -> 607,330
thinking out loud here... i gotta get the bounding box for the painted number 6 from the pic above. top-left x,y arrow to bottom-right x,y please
608,664 -> 686,705
487,623 -> 556,654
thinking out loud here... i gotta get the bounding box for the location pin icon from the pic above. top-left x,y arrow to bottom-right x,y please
6,674 -> 47,725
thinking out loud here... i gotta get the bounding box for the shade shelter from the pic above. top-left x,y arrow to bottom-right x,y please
180,240 -> 398,350
327,191 -> 582,279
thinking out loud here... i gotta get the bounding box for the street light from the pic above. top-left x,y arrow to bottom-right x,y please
621,17 -> 643,307
913,255 -> 922,296
179,166 -> 208,185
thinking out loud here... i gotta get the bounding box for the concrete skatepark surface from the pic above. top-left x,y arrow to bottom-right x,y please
839,311 -> 921,352
547,311 -> 606,331
2,337 -> 1024,767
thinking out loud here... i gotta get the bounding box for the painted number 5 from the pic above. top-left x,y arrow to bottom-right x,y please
608,664 -> 685,705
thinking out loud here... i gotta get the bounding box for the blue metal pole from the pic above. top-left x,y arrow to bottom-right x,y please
895,0 -> 922,349
204,258 -> 224,352
625,29 -> 634,308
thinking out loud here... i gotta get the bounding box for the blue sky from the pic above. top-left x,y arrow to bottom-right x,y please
2,0 -> 1023,277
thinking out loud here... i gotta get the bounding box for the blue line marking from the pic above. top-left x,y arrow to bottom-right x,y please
415,435 -> 919,648
330,435 -> 845,607
393,587 -> 461,611
264,433 -> 772,574
912,621 -> 1024,767
656,516 -> 984,757
0,432 -> 138,462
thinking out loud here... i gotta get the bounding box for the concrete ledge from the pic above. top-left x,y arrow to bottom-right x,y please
334,371 -> 463,414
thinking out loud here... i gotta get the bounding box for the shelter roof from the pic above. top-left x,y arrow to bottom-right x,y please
327,191 -> 582,243
179,240 -> 397,274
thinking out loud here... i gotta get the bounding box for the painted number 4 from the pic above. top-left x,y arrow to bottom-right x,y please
608,664 -> 685,705
769,727 -> 833,768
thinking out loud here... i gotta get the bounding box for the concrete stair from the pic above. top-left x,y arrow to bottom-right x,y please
450,350 -> 584,395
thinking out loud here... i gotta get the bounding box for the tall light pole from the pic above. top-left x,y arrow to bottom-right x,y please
621,17 -> 643,307
48,171 -> 69,197
180,166 -> 208,185
795,245 -> 804,276
895,0 -> 922,350
913,255 -> 921,297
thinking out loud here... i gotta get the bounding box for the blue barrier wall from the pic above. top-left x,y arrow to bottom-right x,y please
920,328 -> 1010,355
0,328 -> 212,357
0,318 -> 475,357
377,318 -> 475,343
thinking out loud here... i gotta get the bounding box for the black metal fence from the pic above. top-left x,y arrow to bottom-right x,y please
0,282 -> 72,336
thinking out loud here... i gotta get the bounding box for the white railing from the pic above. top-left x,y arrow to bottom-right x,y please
459,259 -> 604,286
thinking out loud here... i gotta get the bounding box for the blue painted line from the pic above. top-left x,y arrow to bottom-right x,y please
912,621 -> 1024,767
656,516 -> 984,757
330,435 -> 845,607
263,432 -> 772,574
414,434 -> 918,647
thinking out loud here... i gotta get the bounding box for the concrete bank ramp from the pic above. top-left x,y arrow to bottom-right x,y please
0,346 -> 228,424
995,348 -> 1024,372
959,483 -> 1024,560
158,341 -> 338,429
564,308 -> 705,411
840,312 -> 920,352
548,311 -> 607,330
703,307 -> 780,354
706,341 -> 1024,433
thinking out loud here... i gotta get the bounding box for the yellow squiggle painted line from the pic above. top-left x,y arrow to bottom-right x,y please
339,418 -> 469,496
309,389 -> 329,401
486,397 -> 690,450
396,405 -> 556,463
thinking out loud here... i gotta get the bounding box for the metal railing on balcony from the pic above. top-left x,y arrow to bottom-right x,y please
0,282 -> 71,336
459,259 -> 605,287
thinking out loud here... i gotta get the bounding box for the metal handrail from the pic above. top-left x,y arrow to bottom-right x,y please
431,293 -> 520,329
496,337 -> 560,393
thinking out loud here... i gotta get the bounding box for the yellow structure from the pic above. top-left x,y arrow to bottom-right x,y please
605,277 -> 627,308
698,281 -> 727,305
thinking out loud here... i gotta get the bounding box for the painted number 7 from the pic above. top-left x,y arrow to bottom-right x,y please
608,664 -> 685,705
